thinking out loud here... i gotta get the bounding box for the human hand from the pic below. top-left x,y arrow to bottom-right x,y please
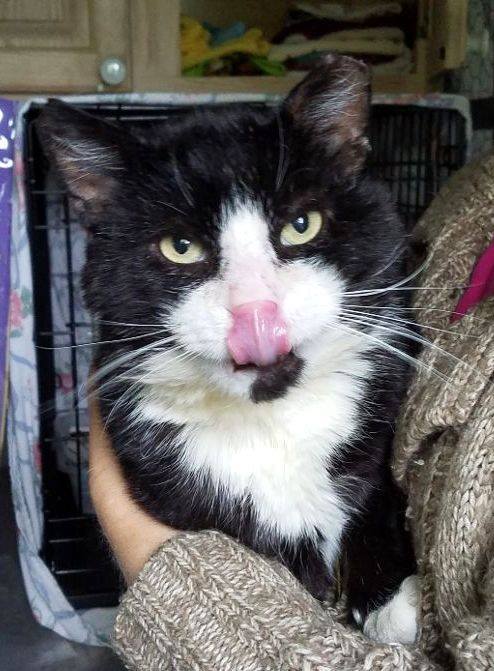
88,398 -> 178,585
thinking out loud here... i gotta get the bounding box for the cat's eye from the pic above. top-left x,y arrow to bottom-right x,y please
280,211 -> 323,246
159,236 -> 205,264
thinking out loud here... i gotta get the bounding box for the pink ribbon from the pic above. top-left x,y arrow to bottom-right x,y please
451,236 -> 494,322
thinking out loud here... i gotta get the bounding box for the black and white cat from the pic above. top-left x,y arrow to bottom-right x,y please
38,55 -> 418,644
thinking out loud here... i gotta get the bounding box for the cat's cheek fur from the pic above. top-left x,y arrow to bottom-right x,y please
166,277 -> 231,363
280,260 -> 343,348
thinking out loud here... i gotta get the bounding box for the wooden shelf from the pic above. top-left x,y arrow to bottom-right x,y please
158,75 -> 301,95
158,73 -> 431,96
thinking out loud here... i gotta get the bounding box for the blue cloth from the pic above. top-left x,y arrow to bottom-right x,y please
203,21 -> 246,46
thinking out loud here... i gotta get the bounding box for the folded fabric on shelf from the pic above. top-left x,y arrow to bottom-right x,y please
283,46 -> 412,76
273,14 -> 414,47
180,16 -> 210,68
269,27 -> 405,62
294,1 -> 402,21
203,21 -> 247,47
271,1 -> 415,77
372,47 -> 412,75
181,16 -> 271,71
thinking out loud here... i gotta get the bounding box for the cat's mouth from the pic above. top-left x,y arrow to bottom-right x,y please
232,351 -> 304,403
232,351 -> 295,373
232,361 -> 261,372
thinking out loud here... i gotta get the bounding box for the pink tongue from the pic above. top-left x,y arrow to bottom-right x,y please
227,300 -> 291,367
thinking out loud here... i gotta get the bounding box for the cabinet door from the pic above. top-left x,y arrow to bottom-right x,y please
0,0 -> 131,93
427,0 -> 468,77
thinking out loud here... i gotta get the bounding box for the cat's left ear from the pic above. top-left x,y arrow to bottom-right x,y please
285,54 -> 371,177
36,99 -> 126,210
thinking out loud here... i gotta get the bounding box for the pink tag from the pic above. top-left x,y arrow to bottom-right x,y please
451,237 -> 494,322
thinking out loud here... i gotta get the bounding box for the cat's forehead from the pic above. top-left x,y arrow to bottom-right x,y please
158,107 -> 281,177
142,109 -> 288,220
168,106 -> 278,144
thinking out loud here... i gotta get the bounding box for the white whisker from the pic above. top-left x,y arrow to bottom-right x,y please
343,255 -> 431,297
275,111 -> 288,191
343,304 -> 487,321
329,319 -> 452,384
367,242 -> 408,280
339,313 -> 481,382
37,329 -> 168,350
340,308 -> 483,340
155,199 -> 188,217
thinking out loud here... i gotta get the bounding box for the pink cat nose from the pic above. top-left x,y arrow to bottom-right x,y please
227,300 -> 291,367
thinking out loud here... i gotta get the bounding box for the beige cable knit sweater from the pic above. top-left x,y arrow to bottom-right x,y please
113,154 -> 494,670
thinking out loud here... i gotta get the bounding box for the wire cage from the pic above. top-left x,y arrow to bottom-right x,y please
24,100 -> 467,609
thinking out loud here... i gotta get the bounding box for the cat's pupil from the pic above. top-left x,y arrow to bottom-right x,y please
173,237 -> 191,255
293,215 -> 309,234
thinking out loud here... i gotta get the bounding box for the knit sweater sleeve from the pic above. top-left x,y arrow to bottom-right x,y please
112,530 -> 326,670
112,530 -> 436,671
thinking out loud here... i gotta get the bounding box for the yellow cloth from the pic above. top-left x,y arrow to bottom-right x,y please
181,16 -> 271,70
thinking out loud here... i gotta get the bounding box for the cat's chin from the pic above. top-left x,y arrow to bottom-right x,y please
234,351 -> 304,403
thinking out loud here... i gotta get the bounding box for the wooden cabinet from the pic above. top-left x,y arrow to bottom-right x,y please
0,0 -> 179,94
0,0 -> 468,96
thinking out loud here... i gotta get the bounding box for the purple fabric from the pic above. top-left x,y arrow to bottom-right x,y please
451,236 -> 494,322
0,99 -> 15,419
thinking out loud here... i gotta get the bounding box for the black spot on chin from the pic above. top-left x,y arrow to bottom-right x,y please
250,352 -> 304,403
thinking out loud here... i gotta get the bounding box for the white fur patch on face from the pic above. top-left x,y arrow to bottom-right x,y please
219,200 -> 278,306
166,198 -> 345,399
363,575 -> 420,645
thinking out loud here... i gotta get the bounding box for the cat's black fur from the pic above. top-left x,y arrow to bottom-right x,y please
36,55 -> 416,624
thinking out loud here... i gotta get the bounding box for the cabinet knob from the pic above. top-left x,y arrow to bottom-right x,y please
100,57 -> 127,86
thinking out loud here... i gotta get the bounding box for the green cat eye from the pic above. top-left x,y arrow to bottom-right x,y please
159,236 -> 205,264
280,211 -> 323,246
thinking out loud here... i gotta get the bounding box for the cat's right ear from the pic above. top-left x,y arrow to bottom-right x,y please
284,54 -> 371,178
36,100 -> 125,209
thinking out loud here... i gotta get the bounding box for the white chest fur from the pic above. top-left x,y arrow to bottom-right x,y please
137,338 -> 371,567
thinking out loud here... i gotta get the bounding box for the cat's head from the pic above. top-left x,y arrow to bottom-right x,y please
37,55 -> 404,406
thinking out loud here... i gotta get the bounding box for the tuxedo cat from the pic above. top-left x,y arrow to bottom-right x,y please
37,55 -> 418,644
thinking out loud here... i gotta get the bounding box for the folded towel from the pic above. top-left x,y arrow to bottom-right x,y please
269,29 -> 404,62
283,26 -> 405,43
273,14 -> 415,46
371,47 -> 412,74
294,1 -> 402,22
284,47 -> 412,76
